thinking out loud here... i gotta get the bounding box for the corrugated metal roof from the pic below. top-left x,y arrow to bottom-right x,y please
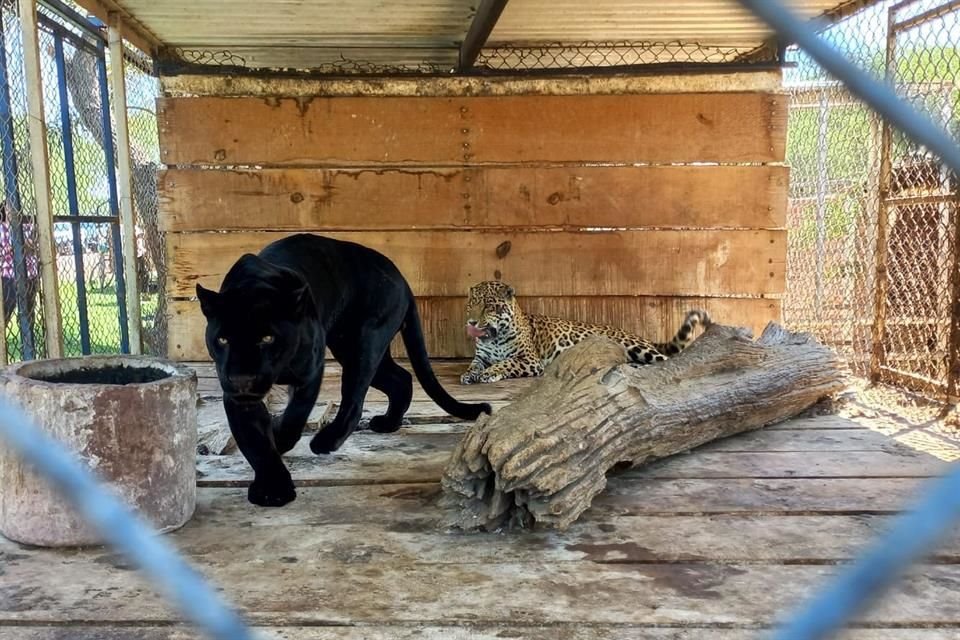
490,0 -> 847,45
108,0 -> 859,71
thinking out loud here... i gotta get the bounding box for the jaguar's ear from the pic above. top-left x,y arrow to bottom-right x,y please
505,285 -> 516,299
196,284 -> 220,318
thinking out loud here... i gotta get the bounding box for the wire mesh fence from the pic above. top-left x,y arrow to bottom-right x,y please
784,0 -> 960,402
123,46 -> 164,356
473,40 -> 775,71
0,0 -> 45,361
0,0 -> 162,362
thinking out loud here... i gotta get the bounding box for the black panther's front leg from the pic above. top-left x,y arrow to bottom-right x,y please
272,373 -> 323,454
311,323 -> 390,454
224,396 -> 296,507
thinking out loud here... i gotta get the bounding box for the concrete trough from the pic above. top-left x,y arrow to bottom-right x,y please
0,355 -> 197,547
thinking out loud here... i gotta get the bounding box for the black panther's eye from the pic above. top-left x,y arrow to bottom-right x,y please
260,335 -> 275,345
216,336 -> 228,346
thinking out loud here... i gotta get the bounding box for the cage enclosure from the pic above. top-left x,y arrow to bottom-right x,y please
0,355 -> 197,547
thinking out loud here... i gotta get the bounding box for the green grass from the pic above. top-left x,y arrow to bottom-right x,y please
5,283 -> 158,359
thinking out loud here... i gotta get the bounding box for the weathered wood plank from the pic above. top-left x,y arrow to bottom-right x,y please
2,550 -> 959,626
169,485 -> 956,562
599,476 -> 926,515
6,506 -> 960,573
169,295 -> 782,360
158,93 -> 787,166
195,430 -> 942,487
160,70 -> 785,98
2,627 -> 955,640
701,426 -> 900,452
181,478 -> 937,528
153,516 -> 960,564
158,165 -> 788,232
192,408 -> 894,458
767,415 -> 866,430
190,360 -> 531,403
187,360 -> 473,380
627,449 -> 943,480
166,229 -> 786,298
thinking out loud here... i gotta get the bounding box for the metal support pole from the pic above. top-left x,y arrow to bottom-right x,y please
106,16 -> 141,354
0,269 -> 7,365
19,0 -> 63,358
814,89 -> 829,322
869,5 -> 897,383
0,7 -> 35,360
52,34 -> 91,355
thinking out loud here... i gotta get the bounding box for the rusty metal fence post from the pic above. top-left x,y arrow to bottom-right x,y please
869,3 -> 897,385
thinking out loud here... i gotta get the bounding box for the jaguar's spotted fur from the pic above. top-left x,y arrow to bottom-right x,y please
461,281 -> 710,384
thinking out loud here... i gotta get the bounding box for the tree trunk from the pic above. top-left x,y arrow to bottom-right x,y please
441,322 -> 847,531
65,48 -> 166,356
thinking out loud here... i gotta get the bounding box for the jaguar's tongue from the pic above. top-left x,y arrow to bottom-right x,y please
465,324 -> 486,339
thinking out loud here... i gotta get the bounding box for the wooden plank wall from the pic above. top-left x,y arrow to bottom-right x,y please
158,74 -> 788,361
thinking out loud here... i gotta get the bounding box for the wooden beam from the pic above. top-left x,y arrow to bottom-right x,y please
458,0 -> 509,72
70,0 -> 161,56
741,1 -> 887,56
892,0 -> 960,32
159,71 -> 785,98
19,0 -> 63,359
821,0 -> 890,25
157,93 -> 787,166
107,16 -> 143,354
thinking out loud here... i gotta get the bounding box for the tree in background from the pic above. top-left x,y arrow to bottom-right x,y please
63,45 -> 164,356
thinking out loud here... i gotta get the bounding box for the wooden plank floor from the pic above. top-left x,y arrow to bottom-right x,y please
0,362 -> 956,639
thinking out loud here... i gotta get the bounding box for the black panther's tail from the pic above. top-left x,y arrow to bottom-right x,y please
400,293 -> 492,420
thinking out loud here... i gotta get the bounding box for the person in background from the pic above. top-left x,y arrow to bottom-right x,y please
0,201 -> 39,323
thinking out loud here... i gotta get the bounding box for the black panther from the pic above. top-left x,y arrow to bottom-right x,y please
197,233 -> 491,507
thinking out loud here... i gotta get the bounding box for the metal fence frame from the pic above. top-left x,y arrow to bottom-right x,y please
40,2 -> 131,354
784,0 -> 960,403
0,0 -> 156,363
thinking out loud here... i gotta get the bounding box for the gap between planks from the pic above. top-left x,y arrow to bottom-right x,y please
4,626 -> 960,639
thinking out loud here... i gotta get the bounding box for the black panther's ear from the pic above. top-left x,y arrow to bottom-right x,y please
272,266 -> 312,317
196,284 -> 220,318
289,283 -> 312,317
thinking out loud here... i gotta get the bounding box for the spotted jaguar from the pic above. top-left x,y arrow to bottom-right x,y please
461,281 -> 711,384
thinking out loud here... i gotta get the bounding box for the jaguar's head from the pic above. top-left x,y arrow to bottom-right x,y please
197,254 -> 314,403
465,281 -> 520,342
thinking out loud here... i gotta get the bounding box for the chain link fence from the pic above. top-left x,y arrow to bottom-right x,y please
474,40 -> 775,71
0,0 -> 162,362
161,39 -> 781,75
123,47 -> 164,356
785,0 -> 960,403
1,0 -> 45,361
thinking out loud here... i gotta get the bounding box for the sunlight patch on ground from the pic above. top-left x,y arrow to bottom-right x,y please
835,378 -> 960,462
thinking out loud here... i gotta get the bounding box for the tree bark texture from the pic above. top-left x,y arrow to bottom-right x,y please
441,323 -> 847,531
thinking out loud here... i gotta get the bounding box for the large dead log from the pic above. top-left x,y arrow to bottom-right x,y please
441,322 -> 846,531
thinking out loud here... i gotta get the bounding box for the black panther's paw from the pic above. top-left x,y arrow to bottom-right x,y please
367,415 -> 402,434
248,477 -> 296,507
275,433 -> 300,455
309,426 -> 348,454
273,422 -> 301,455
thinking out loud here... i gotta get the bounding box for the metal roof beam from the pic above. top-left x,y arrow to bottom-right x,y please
458,0 -> 509,73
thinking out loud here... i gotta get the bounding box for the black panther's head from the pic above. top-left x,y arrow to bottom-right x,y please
196,254 -> 314,402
